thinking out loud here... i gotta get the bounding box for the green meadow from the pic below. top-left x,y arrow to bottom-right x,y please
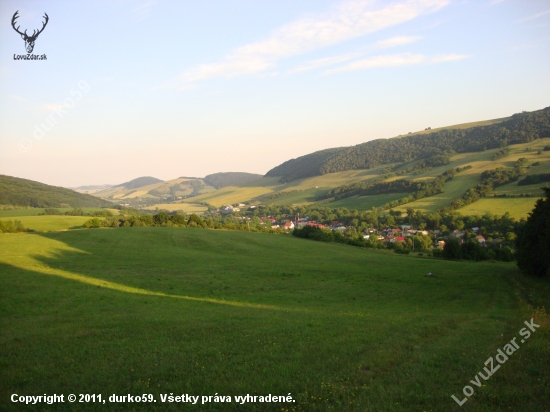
1,228 -> 549,411
0,216 -> 92,232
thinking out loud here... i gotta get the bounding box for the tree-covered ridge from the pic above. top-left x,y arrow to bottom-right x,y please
266,107 -> 550,182
203,172 -> 264,189
0,175 -> 113,208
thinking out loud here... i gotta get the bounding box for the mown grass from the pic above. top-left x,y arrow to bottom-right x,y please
0,215 -> 92,232
458,198 -> 540,219
0,208 -> 118,218
143,203 -> 208,214
0,228 -> 549,411
326,193 -> 408,210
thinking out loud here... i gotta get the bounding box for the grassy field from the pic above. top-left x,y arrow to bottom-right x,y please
1,228 -> 549,411
458,198 -> 539,219
144,203 -> 208,214
0,208 -> 118,218
325,193 -> 408,210
0,215 -> 92,232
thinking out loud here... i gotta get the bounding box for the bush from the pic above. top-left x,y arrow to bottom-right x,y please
0,219 -> 27,233
83,218 -> 102,228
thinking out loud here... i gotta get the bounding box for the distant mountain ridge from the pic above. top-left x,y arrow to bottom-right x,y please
204,172 -> 263,189
73,184 -> 113,191
266,107 -> 550,182
0,175 -> 112,208
114,176 -> 164,189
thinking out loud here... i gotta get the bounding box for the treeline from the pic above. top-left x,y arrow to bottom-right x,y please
518,173 -> 550,186
83,211 -> 289,233
0,175 -> 112,208
265,107 -> 550,181
39,208 -> 113,217
441,238 -> 514,262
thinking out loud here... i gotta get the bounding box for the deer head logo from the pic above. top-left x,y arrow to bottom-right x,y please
12,11 -> 49,54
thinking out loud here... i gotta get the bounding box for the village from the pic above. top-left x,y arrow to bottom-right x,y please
214,203 -> 495,250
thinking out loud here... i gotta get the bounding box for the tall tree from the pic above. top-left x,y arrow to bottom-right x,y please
515,188 -> 550,278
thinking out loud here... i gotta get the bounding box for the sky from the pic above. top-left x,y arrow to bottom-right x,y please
0,0 -> 549,188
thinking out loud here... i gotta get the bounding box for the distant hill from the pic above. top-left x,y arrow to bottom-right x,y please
266,107 -> 550,182
114,176 -> 163,190
94,177 -> 216,200
0,175 -> 113,208
204,172 -> 263,189
73,184 -> 113,191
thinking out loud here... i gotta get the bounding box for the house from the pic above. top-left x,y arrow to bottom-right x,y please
437,240 -> 446,249
452,230 -> 465,238
471,227 -> 480,232
476,235 -> 486,245
401,225 -> 411,230
282,221 -> 295,230
307,222 -> 326,228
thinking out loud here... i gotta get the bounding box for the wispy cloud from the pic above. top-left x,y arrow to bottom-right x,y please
126,0 -> 156,22
176,0 -> 449,86
288,53 -> 362,74
519,9 -> 550,23
324,52 -> 469,74
376,35 -> 423,48
8,94 -> 26,102
41,103 -> 67,112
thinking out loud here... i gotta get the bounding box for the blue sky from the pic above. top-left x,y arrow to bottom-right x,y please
0,0 -> 549,187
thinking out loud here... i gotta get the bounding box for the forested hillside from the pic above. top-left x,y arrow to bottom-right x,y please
0,175 -> 113,208
266,107 -> 550,182
203,172 -> 263,189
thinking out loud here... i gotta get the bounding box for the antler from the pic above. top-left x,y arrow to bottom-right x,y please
11,11 -> 26,37
32,13 -> 49,39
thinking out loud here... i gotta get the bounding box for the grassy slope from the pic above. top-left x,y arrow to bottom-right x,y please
96,177 -> 216,200
143,203 -> 208,214
188,166 -> 396,207
0,215 -> 91,231
0,208 -> 118,218
0,228 -> 549,411
326,192 -> 408,210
